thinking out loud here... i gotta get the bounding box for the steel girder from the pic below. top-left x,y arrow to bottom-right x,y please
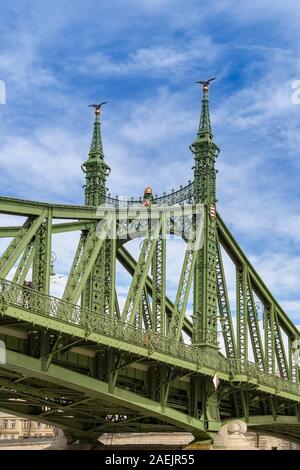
2,349 -> 209,439
217,216 -> 300,385
264,304 -> 275,375
122,218 -> 162,325
193,208 -> 218,348
62,215 -> 113,305
168,215 -> 204,342
1,279 -> 300,403
12,242 -> 34,286
236,264 -> 248,363
32,211 -> 52,294
246,273 -> 265,372
217,215 -> 299,338
117,246 -> 193,337
215,233 -> 236,360
0,197 -> 298,400
0,211 -> 47,279
151,218 -> 166,335
274,310 -> 289,379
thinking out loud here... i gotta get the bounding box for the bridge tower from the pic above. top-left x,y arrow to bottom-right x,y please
80,106 -> 115,316
82,105 -> 110,206
192,81 -> 219,349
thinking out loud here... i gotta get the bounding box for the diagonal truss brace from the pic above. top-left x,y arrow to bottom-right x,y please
12,242 -> 34,286
264,304 -> 275,375
122,218 -> 162,325
141,288 -> 152,330
246,273 -> 265,371
168,216 -> 204,342
236,265 -> 248,364
117,246 -> 193,337
274,310 -> 289,379
63,215 -> 114,305
152,214 -> 166,335
0,211 -> 47,279
215,233 -> 236,360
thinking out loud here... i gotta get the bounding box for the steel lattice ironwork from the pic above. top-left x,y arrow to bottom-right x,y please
0,83 -> 299,445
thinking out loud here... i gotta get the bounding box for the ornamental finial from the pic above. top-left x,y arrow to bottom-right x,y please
195,77 -> 217,93
88,102 -> 108,116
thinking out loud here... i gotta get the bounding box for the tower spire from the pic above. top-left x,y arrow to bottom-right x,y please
191,78 -> 219,351
88,102 -> 107,159
82,103 -> 110,206
192,78 -> 218,203
195,77 -> 216,139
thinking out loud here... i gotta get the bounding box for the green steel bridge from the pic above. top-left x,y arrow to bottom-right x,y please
0,83 -> 299,446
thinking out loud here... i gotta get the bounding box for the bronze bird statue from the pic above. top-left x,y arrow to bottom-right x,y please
195,78 -> 217,91
89,102 -> 108,114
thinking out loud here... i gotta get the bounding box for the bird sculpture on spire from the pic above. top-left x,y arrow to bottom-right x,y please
89,102 -> 108,115
195,77 -> 217,92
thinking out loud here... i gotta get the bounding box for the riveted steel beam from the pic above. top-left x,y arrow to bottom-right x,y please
32,209 -> 52,294
12,242 -> 34,286
217,215 -> 299,339
63,215 -> 113,305
215,232 -> 236,359
117,246 -> 193,336
168,217 -> 204,342
3,349 -> 209,438
0,211 -> 47,279
274,309 -> 289,379
246,273 -> 265,372
122,218 -> 162,325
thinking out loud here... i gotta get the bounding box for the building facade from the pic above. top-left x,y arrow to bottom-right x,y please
0,412 -> 55,440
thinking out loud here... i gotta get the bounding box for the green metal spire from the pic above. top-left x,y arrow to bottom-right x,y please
191,78 -> 218,203
197,87 -> 211,136
191,78 -> 219,351
82,103 -> 110,206
195,78 -> 216,140
88,106 -> 104,159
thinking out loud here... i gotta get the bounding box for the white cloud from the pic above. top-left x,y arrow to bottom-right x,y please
81,36 -> 219,78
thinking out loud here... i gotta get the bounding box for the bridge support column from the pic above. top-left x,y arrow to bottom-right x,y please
212,420 -> 257,450
50,429 -> 103,450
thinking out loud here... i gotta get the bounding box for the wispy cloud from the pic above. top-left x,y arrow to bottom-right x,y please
80,36 -> 220,79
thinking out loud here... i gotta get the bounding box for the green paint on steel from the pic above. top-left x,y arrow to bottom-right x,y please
0,83 -> 299,438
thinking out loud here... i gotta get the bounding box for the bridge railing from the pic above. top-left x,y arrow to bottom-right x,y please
0,278 -> 299,396
105,181 -> 194,207
229,358 -> 300,395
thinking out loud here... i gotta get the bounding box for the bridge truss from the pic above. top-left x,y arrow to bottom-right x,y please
0,84 -> 299,445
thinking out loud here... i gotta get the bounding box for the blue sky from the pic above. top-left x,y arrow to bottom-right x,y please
1,0 -> 300,324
